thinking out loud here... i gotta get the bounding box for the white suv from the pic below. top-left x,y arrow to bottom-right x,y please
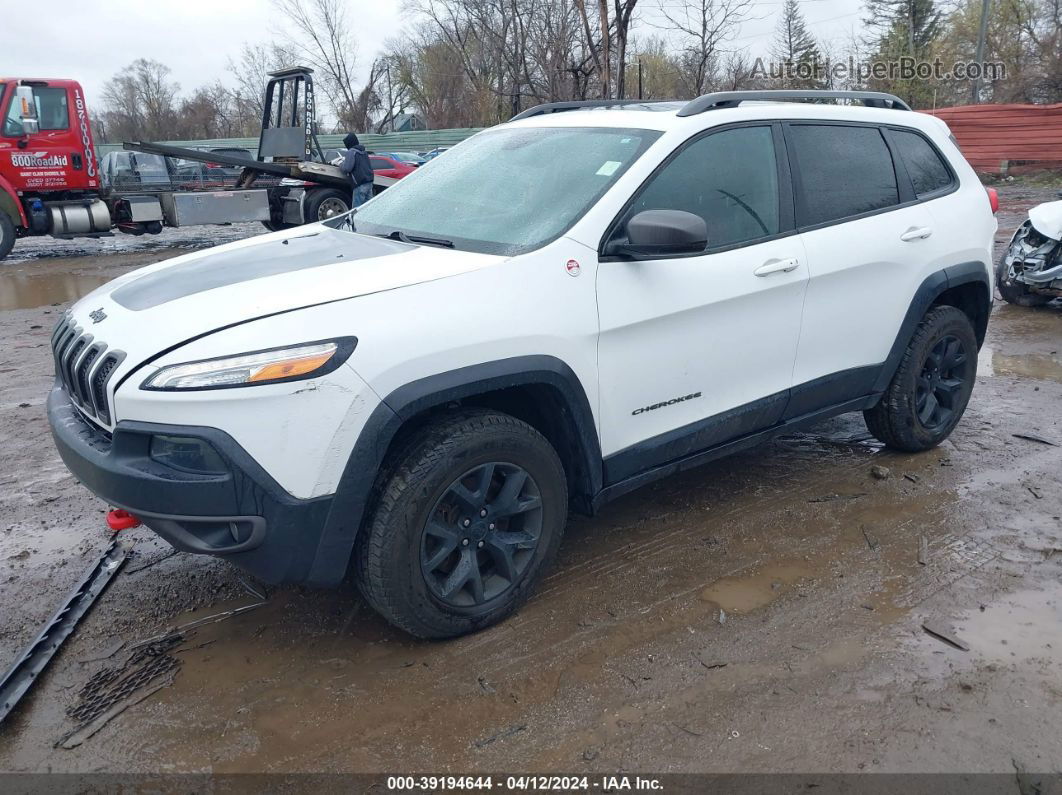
48,91 -> 997,638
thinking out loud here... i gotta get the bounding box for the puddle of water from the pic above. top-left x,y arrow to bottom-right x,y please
0,272 -> 113,311
912,584 -> 1062,681
991,350 -> 1062,383
699,561 -> 815,613
957,587 -> 1062,665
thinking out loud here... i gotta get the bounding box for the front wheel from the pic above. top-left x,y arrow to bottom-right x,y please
354,410 -> 568,638
864,305 -> 978,452
0,211 -> 16,261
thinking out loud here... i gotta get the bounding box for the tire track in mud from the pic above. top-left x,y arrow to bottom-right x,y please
437,434 -> 944,687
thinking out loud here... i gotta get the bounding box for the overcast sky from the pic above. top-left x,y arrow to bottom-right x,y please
3,0 -> 866,112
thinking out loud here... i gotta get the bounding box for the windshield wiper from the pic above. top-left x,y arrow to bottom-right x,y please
380,230 -> 454,248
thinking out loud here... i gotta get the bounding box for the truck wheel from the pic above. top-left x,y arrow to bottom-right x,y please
996,252 -> 1051,307
0,211 -> 16,261
261,220 -> 296,232
354,410 -> 568,639
864,305 -> 978,452
303,189 -> 350,223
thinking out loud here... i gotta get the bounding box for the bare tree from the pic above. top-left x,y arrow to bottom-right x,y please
271,0 -> 373,129
100,58 -> 181,141
228,42 -> 296,128
655,0 -> 754,96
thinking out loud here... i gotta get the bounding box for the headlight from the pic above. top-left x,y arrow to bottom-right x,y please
141,338 -> 357,391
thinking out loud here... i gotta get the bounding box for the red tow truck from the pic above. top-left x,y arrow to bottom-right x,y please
0,69 -> 358,263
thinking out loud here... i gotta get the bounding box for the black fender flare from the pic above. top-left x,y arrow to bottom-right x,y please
871,260 -> 991,395
306,355 -> 601,586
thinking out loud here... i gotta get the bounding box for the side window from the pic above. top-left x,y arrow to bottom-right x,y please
3,90 -> 21,137
369,157 -> 390,170
789,125 -> 899,226
34,88 -> 70,130
623,125 -> 780,250
890,128 -> 954,197
3,86 -> 69,136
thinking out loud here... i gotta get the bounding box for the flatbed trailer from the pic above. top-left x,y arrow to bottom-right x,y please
0,67 -> 375,261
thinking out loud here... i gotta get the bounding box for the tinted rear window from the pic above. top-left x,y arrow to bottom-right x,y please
891,129 -> 954,197
789,124 -> 899,226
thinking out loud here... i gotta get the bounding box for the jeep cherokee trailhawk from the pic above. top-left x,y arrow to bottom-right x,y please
48,91 -> 997,638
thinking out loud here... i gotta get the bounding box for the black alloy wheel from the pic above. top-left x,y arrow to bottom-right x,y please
420,462 -> 543,608
915,334 -> 970,431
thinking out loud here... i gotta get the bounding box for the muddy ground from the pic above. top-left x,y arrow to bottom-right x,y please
0,186 -> 1060,776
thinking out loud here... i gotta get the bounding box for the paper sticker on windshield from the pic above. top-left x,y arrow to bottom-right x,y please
596,161 -> 621,176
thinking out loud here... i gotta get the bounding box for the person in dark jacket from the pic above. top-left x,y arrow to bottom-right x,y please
339,133 -> 374,207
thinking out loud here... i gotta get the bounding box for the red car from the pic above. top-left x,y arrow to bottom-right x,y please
369,154 -> 416,181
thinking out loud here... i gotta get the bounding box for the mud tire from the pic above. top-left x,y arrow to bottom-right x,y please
864,305 -> 978,452
0,211 -> 16,261
354,410 -> 567,639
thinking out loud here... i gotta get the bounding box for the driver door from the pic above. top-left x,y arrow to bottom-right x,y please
596,123 -> 809,483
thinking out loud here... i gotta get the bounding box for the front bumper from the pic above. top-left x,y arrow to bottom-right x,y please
47,383 -> 337,585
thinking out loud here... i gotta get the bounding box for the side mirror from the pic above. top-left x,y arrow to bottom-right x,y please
614,209 -> 708,258
15,86 -> 39,135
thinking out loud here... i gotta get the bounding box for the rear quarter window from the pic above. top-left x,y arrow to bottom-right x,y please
789,124 -> 899,227
890,128 -> 955,197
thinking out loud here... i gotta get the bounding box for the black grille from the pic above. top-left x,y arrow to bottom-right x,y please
92,356 -> 119,424
50,315 -> 123,427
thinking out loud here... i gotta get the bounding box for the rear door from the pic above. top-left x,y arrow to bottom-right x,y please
784,121 -> 952,418
596,123 -> 809,482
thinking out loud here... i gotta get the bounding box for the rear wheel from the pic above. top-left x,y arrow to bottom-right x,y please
303,188 -> 350,223
0,211 -> 16,261
864,305 -> 978,452
354,410 -> 567,638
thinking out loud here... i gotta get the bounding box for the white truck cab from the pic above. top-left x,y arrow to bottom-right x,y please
48,91 -> 997,638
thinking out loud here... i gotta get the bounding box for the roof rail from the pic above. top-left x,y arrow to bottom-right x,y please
510,99 -> 674,122
677,90 -> 911,116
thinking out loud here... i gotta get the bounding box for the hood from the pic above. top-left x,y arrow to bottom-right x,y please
64,225 -> 502,425
1029,199 -> 1062,241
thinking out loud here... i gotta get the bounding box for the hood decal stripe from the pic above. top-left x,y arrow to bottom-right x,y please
111,230 -> 410,311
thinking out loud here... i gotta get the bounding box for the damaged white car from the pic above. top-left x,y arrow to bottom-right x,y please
998,194 -> 1062,306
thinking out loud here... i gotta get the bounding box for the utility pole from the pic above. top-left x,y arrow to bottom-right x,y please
386,61 -> 394,131
971,0 -> 991,104
638,59 -> 643,100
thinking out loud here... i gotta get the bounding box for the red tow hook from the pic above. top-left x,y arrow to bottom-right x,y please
106,509 -> 142,532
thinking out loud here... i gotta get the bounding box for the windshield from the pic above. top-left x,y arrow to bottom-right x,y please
391,151 -> 426,165
349,126 -> 661,255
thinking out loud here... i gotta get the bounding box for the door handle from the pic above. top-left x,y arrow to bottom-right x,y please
754,257 -> 800,277
900,226 -> 933,242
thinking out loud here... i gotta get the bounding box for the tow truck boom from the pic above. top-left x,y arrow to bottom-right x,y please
122,140 -> 350,189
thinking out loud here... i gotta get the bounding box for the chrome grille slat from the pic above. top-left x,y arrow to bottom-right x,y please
50,318 -> 123,429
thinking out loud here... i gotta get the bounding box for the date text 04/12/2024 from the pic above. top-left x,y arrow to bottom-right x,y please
385,775 -> 664,791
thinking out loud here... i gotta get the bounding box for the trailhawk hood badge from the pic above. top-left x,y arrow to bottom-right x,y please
89,308 -> 107,324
